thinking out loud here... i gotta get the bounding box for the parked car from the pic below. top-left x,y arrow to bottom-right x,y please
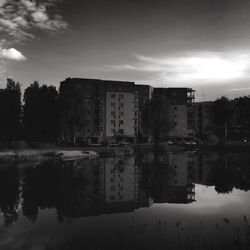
167,140 -> 174,145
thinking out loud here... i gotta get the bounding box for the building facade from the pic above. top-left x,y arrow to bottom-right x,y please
59,78 -> 151,144
104,80 -> 138,142
194,101 -> 213,137
60,78 -> 195,144
152,88 -> 195,139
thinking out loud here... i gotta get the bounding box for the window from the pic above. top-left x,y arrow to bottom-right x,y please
111,120 -> 116,126
111,102 -> 115,108
111,94 -> 116,98
119,112 -> 124,116
119,103 -> 124,108
119,120 -> 124,125
111,111 -> 115,116
119,94 -> 124,98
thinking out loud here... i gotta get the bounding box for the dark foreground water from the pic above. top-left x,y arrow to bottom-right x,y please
0,150 -> 250,250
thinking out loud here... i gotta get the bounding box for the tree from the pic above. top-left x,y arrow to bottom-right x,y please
233,96 -> 250,131
0,78 -> 22,142
58,84 -> 87,145
0,164 -> 20,226
23,82 -> 59,142
212,96 -> 235,139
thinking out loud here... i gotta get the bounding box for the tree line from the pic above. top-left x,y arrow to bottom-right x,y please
0,79 -> 60,147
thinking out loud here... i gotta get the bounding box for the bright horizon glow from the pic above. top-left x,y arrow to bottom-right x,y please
184,56 -> 247,81
132,53 -> 250,86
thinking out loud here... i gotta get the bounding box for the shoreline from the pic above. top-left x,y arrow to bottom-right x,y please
1,142 -> 250,161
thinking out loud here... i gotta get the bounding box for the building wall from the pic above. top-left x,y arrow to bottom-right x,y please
60,78 -> 106,144
152,88 -> 195,139
105,91 -> 137,138
168,105 -> 188,138
194,102 -> 213,136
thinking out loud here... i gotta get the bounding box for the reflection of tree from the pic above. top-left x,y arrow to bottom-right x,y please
0,164 -> 20,226
22,161 -> 61,222
229,154 -> 250,191
211,153 -> 250,194
21,159 -> 92,222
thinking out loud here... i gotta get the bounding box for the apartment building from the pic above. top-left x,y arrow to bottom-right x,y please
152,87 -> 195,139
60,78 -> 106,144
194,101 -> 213,137
104,80 -> 138,142
59,78 -> 150,144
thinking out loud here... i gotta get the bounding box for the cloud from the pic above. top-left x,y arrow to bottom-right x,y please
0,0 -> 69,43
0,0 -> 68,78
230,87 -> 250,92
0,47 -> 27,61
103,51 -> 250,87
0,0 -> 7,7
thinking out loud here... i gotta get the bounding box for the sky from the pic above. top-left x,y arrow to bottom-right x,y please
1,0 -> 250,101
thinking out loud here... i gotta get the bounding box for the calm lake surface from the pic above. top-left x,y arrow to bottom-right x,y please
0,150 -> 250,250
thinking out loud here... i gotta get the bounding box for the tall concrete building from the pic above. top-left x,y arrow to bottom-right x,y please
152,88 -> 195,139
59,78 -> 151,144
194,101 -> 213,137
104,80 -> 138,141
59,78 -> 106,144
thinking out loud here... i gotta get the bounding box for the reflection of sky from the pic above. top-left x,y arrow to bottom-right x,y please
1,185 -> 250,250
152,185 -> 250,220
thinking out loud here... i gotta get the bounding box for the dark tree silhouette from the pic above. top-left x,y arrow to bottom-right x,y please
23,81 -> 59,142
0,79 -> 22,143
0,164 -> 20,226
58,83 -> 88,145
213,96 -> 235,139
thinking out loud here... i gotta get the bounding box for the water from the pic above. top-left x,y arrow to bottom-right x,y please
0,150 -> 250,250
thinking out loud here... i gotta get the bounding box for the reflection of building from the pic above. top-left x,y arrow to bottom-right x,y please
194,102 -> 213,137
59,78 -> 152,144
57,155 -> 149,218
152,88 -> 195,138
153,152 -> 196,204
101,155 -> 149,213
